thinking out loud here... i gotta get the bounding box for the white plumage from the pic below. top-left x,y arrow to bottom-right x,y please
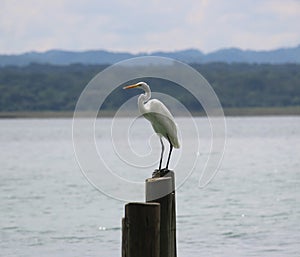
123,82 -> 180,171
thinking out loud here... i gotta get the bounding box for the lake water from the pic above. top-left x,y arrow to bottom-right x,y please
0,117 -> 299,256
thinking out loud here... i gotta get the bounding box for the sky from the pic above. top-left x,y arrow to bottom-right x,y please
1,0 -> 300,54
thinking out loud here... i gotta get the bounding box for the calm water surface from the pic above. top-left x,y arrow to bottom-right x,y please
0,117 -> 299,256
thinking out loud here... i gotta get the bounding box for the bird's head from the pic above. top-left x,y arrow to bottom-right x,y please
123,82 -> 148,90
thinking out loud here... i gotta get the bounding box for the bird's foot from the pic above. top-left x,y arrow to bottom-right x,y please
152,169 -> 160,178
152,168 -> 171,178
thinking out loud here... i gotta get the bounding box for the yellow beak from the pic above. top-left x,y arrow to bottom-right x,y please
123,83 -> 140,89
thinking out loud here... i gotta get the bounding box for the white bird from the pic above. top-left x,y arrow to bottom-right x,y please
123,82 -> 180,172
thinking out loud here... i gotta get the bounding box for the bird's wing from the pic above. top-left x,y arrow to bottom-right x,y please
143,99 -> 180,148
142,99 -> 172,119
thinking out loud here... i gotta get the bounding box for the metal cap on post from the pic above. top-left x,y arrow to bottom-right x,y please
145,176 -> 173,201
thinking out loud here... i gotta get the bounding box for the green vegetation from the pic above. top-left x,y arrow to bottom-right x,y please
197,63 -> 300,108
0,63 -> 299,114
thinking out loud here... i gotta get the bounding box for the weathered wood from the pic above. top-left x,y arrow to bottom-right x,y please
122,217 -> 128,257
146,170 -> 177,257
123,202 -> 160,257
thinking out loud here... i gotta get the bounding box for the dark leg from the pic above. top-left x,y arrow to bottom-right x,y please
165,137 -> 173,170
159,137 -> 164,170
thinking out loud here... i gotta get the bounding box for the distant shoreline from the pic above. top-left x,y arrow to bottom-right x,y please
1,106 -> 300,119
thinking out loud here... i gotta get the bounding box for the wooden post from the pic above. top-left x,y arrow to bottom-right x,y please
122,217 -> 127,257
146,170 -> 177,257
122,202 -> 160,257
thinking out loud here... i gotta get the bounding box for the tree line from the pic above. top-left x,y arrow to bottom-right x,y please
0,62 -> 299,112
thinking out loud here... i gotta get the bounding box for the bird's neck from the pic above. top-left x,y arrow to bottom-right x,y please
138,90 -> 151,114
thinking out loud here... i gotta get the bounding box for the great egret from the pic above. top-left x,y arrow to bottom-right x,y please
123,82 -> 180,171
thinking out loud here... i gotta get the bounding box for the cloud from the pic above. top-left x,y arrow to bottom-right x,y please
184,0 -> 300,52
0,0 -> 299,54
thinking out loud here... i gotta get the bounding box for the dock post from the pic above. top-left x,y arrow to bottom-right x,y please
146,170 -> 177,257
122,202 -> 160,257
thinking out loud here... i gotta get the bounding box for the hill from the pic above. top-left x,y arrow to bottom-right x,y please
1,45 -> 300,66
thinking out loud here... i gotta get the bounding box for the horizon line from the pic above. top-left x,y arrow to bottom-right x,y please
1,43 -> 299,56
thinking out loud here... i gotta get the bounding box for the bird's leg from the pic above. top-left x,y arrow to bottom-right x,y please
165,136 -> 173,170
159,137 -> 164,171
